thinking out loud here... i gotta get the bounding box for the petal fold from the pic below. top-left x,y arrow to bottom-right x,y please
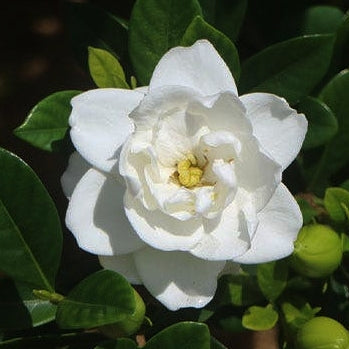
134,247 -> 225,310
150,40 -> 237,96
240,93 -> 307,170
233,183 -> 302,264
70,88 -> 144,172
66,169 -> 145,255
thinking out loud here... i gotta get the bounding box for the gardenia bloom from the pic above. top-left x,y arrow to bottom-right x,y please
62,40 -> 307,311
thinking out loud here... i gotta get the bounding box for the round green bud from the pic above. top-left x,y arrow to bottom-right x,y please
296,317 -> 349,349
290,224 -> 342,278
99,289 -> 146,338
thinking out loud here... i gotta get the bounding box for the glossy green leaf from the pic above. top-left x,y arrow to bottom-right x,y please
300,6 -> 344,35
298,97 -> 338,149
0,148 -> 62,290
66,2 -> 129,70
88,47 -> 129,89
239,35 -> 335,104
14,91 -> 81,152
242,304 -> 278,331
316,70 -> 349,178
56,270 -> 143,330
217,274 -> 264,307
257,260 -> 288,302
0,279 -> 56,330
95,338 -> 137,349
281,300 -> 321,337
181,16 -> 240,81
145,322 -> 210,349
199,0 -> 247,41
129,0 -> 202,85
324,187 -> 349,223
210,337 -> 228,349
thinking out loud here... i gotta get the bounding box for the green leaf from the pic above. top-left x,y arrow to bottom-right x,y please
0,148 -> 62,290
298,97 -> 338,149
242,304 -> 278,331
217,274 -> 264,307
145,322 -> 210,349
56,270 -> 144,330
199,0 -> 248,42
281,300 -> 321,337
324,187 -> 349,223
94,338 -> 137,349
341,179 -> 349,192
218,315 -> 244,333
0,279 -> 56,330
316,69 -> 349,178
129,0 -> 202,85
296,197 -> 318,225
341,234 -> 349,253
257,260 -> 288,302
239,35 -> 335,104
210,337 -> 228,349
88,47 -> 129,89
14,91 -> 81,152
181,16 -> 240,81
300,6 -> 344,35
66,2 -> 129,71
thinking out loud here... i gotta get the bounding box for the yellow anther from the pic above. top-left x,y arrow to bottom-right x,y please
177,155 -> 203,188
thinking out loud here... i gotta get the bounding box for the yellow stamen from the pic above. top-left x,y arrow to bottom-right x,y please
177,155 -> 203,188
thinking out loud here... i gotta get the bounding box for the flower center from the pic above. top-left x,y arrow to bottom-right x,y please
176,154 -> 203,188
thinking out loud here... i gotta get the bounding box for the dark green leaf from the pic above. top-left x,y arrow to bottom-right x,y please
298,97 -> 338,149
14,91 -> 81,152
218,315 -> 244,333
296,197 -> 318,225
341,179 -> 349,192
300,6 -> 344,35
316,69 -> 349,178
129,0 -> 202,85
242,304 -> 278,331
145,322 -> 210,349
66,2 -> 128,71
88,47 -> 129,89
341,234 -> 349,253
199,0 -> 247,42
181,16 -> 240,81
324,187 -> 349,223
217,274 -> 264,307
239,35 -> 335,104
0,279 -> 56,330
0,148 -> 62,290
95,338 -> 137,349
56,270 -> 141,329
210,337 -> 228,349
257,260 -> 288,302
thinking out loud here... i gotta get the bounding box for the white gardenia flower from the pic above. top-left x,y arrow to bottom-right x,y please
62,40 -> 307,311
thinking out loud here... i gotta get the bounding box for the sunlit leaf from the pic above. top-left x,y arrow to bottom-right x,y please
324,187 -> 349,223
242,304 -> 278,331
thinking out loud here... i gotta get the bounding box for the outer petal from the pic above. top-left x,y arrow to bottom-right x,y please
150,40 -> 237,96
134,247 -> 225,310
70,88 -> 144,172
240,93 -> 307,170
66,168 -> 145,256
124,193 -> 204,251
61,151 -> 91,199
233,183 -> 302,264
99,254 -> 142,284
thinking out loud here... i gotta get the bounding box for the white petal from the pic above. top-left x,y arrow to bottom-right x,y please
66,169 -> 145,255
150,40 -> 237,96
99,254 -> 141,284
70,88 -> 144,172
190,202 -> 252,260
240,93 -> 308,170
134,247 -> 225,310
233,183 -> 302,264
61,152 -> 91,199
124,192 -> 204,251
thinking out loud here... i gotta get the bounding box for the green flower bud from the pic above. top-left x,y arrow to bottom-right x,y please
296,317 -> 349,349
290,224 -> 342,278
99,289 -> 146,339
